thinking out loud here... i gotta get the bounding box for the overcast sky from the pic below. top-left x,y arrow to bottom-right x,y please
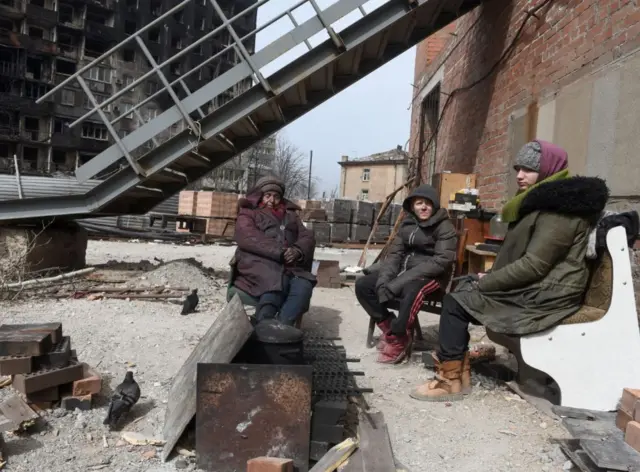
254,0 -> 415,195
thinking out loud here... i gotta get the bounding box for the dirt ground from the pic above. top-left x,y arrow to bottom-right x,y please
0,240 -> 573,472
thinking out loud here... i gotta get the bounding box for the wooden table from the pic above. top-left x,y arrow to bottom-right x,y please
465,245 -> 498,274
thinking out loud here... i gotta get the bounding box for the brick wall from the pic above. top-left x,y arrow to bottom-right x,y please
410,0 -> 640,209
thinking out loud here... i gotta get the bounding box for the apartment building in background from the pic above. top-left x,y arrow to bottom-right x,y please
0,0 -> 256,177
338,146 -> 409,203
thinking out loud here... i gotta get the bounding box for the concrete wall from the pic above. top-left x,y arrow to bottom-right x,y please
339,163 -> 408,203
409,0 -> 640,209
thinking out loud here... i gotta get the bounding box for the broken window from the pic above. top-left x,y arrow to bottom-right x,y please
120,102 -> 134,119
54,117 -> 71,133
125,0 -> 137,11
84,39 -> 109,58
171,36 -> 182,49
0,143 -> 10,158
150,0 -> 161,16
52,149 -> 66,163
24,82 -> 50,99
61,89 -> 74,106
125,20 -> 136,35
123,49 -> 135,62
194,44 -> 203,55
22,147 -> 39,169
28,26 -> 44,38
146,81 -> 159,96
148,28 -> 160,43
86,66 -> 110,83
56,58 -> 76,75
173,11 -> 183,24
58,4 -> 73,23
86,10 -> 107,25
199,18 -> 205,31
30,0 -> 45,7
83,94 -> 110,111
82,122 -> 109,141
25,57 -> 43,80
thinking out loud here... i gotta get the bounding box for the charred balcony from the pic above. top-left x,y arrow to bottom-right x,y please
84,21 -> 118,42
25,0 -> 58,27
0,0 -> 25,19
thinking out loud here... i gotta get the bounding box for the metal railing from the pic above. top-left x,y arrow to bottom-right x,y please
35,0 -> 380,181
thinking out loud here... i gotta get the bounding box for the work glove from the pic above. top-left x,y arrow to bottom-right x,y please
376,284 -> 395,304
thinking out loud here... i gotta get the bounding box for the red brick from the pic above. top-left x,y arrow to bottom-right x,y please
72,363 -> 102,396
617,408 -> 633,431
246,457 -> 294,472
627,421 -> 640,452
620,388 -> 640,414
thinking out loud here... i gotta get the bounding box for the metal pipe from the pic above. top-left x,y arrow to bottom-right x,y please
76,76 -> 146,177
13,154 -> 23,199
307,150 -> 313,199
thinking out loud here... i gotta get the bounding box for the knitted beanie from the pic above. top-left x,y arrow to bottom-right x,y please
514,141 -> 542,172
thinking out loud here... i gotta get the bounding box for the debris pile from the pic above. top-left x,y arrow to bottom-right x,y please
0,323 -> 102,412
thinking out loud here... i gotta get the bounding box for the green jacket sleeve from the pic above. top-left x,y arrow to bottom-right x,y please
376,234 -> 405,289
386,220 -> 457,294
478,213 -> 579,293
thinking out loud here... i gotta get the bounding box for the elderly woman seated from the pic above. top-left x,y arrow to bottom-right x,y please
231,176 -> 316,326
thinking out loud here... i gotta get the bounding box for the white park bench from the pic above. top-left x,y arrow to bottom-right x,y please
487,225 -> 640,411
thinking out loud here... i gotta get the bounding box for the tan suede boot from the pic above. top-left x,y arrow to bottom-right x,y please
461,351 -> 472,395
410,358 -> 464,402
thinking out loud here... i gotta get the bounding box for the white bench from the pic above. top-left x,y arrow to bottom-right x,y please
489,225 -> 640,411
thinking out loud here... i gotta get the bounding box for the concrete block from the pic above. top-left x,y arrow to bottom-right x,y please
325,200 -> 353,223
305,222 -> 330,245
373,202 -> 392,225
330,223 -> 349,243
61,394 -> 92,411
391,203 -> 403,224
351,200 -> 374,225
373,225 -> 391,243
350,224 -> 371,242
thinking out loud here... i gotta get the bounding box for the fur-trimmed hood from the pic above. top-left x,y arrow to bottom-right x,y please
519,176 -> 610,223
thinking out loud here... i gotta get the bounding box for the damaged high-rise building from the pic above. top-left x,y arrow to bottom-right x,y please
0,0 -> 257,177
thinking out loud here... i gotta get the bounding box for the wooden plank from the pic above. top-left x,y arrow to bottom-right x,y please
580,438 -> 640,471
552,405 -> 613,422
0,415 -> 15,433
309,437 -> 358,472
358,411 -> 396,472
555,439 -> 603,472
562,414 -> 618,440
338,449 -> 363,472
160,295 -> 253,462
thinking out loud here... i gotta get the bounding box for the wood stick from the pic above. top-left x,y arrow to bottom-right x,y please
84,286 -> 190,293
2,267 -> 96,290
102,293 -> 185,299
309,437 -> 358,472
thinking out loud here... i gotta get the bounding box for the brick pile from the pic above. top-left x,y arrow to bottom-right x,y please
616,388 -> 640,453
0,323 -> 101,411
177,190 -> 239,237
315,260 -> 341,289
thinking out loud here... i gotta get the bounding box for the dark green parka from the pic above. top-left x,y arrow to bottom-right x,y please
377,185 -> 457,293
451,175 -> 609,335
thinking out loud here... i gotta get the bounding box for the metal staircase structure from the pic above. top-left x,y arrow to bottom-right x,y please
0,0 -> 482,223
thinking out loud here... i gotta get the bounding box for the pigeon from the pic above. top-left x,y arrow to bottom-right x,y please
181,288 -> 199,315
103,371 -> 140,429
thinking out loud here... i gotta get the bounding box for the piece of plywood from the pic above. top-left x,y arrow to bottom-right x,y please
309,438 -> 358,472
580,438 -> 640,471
339,449 -> 363,472
161,295 -> 253,462
0,395 -> 37,429
358,411 -> 395,472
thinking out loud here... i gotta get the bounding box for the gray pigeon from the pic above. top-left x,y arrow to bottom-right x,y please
103,371 -> 140,428
181,288 -> 199,315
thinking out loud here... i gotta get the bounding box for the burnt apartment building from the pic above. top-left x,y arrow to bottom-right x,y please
0,0 -> 256,176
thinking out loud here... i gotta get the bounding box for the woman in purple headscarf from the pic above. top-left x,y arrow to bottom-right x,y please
410,139 -> 610,402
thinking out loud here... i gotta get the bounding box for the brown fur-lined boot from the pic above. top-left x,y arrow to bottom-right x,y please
461,351 -> 472,395
410,357 -> 464,402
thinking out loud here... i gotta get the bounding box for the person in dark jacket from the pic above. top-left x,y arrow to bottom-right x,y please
410,140 -> 610,402
233,176 -> 316,326
355,184 -> 457,364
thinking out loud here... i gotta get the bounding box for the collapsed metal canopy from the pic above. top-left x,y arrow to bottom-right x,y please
0,0 -> 483,224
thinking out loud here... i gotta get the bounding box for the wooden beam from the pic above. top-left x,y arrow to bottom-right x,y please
358,411 -> 396,472
161,295 -> 253,462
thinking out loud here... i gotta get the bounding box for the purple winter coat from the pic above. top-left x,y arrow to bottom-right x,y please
232,192 -> 316,298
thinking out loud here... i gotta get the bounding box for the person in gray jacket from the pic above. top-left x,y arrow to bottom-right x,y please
355,184 -> 457,364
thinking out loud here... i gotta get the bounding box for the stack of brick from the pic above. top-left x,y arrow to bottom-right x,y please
372,202 -> 393,243
177,190 -> 238,237
617,388 -> 640,453
349,201 -> 375,243
315,260 -> 341,289
0,323 -> 101,411
390,203 -> 403,224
